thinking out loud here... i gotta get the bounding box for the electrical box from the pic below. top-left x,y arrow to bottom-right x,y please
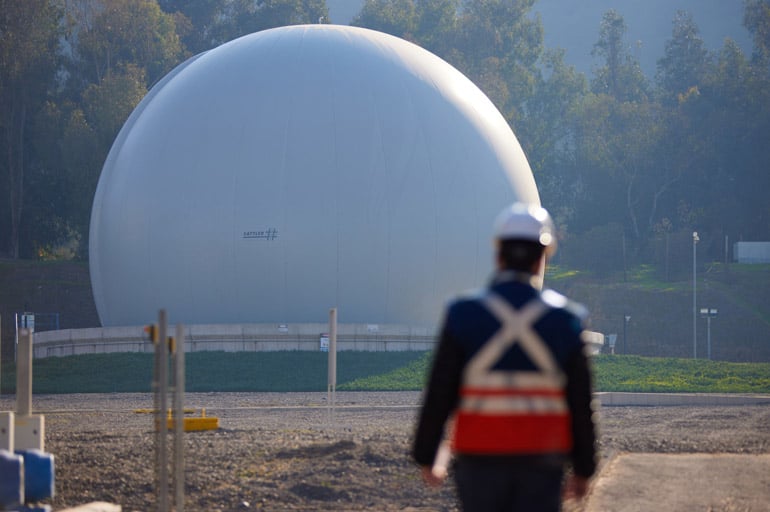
0,411 -> 14,451
15,414 -> 45,451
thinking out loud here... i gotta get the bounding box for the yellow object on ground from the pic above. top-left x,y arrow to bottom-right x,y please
160,408 -> 219,432
134,408 -> 196,414
166,416 -> 219,432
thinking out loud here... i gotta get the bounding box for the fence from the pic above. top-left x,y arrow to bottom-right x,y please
31,323 -> 437,359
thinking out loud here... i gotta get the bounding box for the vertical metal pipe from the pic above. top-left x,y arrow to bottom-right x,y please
328,308 -> 337,413
157,310 -> 169,512
623,315 -> 628,355
16,329 -> 32,416
14,313 -> 18,363
692,233 -> 698,359
174,323 -> 185,512
707,317 -> 712,361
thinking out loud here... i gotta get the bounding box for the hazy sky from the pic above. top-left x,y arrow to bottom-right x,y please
534,0 -> 751,78
326,0 -> 752,78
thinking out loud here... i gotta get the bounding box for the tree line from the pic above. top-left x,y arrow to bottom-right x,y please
1,0 -> 769,278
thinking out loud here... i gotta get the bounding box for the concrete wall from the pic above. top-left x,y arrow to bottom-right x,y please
32,323 -> 436,358
33,324 -> 606,359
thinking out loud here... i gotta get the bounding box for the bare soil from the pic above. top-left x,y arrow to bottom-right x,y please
2,392 -> 768,511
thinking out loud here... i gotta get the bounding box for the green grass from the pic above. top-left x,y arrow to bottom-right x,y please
593,354 -> 770,393
1,352 -> 768,394
0,351 -> 423,394
544,265 -> 583,281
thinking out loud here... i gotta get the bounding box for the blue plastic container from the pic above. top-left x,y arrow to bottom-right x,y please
16,449 -> 55,503
0,449 -> 24,508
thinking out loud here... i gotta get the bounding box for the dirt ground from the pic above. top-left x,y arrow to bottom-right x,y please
2,391 -> 769,511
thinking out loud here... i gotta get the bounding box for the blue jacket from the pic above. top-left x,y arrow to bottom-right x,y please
413,271 -> 597,477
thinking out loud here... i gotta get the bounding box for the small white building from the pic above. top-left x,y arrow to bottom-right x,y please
733,242 -> 770,264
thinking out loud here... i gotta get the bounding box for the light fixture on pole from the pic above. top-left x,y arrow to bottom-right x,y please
692,231 -> 699,359
700,308 -> 718,360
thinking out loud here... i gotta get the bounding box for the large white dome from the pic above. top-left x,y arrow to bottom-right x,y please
89,24 -> 539,328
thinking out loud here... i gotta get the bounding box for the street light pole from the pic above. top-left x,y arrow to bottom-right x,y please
692,231 -> 699,359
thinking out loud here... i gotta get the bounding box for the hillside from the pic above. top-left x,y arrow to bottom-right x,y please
1,259 -> 768,362
548,263 -> 770,362
0,260 -> 99,362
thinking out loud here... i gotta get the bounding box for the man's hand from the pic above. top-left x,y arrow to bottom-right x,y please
562,474 -> 590,500
421,465 -> 446,487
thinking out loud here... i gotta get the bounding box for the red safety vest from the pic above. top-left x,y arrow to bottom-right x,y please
453,292 -> 572,455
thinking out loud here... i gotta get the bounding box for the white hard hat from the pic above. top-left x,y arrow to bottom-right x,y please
493,203 -> 556,255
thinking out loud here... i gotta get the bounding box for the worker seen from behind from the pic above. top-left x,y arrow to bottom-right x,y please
412,202 -> 597,511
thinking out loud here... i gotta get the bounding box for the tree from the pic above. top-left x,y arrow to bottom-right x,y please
693,39 -> 770,241
519,48 -> 587,174
744,0 -> 770,68
570,94 -> 664,240
75,0 -> 182,85
158,0 -> 227,54
351,0 -> 418,39
519,48 -> 589,235
0,0 -> 65,258
20,101 -> 87,259
591,9 -> 648,102
414,0 -> 459,56
61,64 -> 148,247
81,63 -> 147,148
351,0 -> 459,57
212,0 -> 328,44
454,0 -> 543,121
656,10 -> 711,106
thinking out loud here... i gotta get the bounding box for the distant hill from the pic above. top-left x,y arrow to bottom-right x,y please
326,0 -> 752,78
1,259 -> 768,363
0,260 -> 99,362
548,263 -> 770,363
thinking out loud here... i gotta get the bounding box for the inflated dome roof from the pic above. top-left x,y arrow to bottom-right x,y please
89,24 -> 539,328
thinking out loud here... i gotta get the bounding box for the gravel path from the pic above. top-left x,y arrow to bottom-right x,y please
2,392 -> 769,511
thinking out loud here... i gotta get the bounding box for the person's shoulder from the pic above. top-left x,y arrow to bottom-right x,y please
448,287 -> 484,307
445,288 -> 487,317
541,289 -> 588,321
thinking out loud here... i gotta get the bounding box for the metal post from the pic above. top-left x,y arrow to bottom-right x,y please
173,323 -> 185,512
328,308 -> 337,417
692,231 -> 699,359
700,308 -> 718,361
157,310 -> 169,512
706,316 -> 712,361
16,329 -> 32,417
14,312 -> 18,363
623,315 -> 630,355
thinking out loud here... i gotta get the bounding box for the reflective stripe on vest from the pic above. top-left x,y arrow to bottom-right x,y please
453,292 -> 572,455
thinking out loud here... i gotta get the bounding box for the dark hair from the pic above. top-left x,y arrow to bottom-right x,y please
497,239 -> 546,271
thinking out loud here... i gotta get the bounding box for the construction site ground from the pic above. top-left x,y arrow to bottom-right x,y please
1,391 -> 768,511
